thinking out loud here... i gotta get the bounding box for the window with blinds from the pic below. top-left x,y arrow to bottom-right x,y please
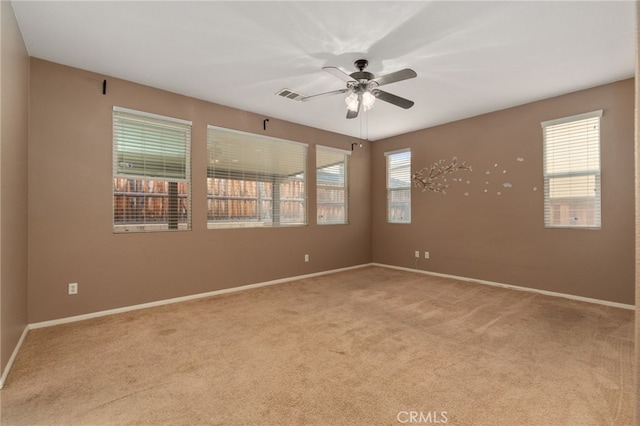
207,125 -> 307,229
386,148 -> 411,224
113,107 -> 191,233
542,110 -> 602,229
317,145 -> 350,225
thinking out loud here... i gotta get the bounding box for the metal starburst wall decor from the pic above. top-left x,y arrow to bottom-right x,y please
413,157 -> 472,194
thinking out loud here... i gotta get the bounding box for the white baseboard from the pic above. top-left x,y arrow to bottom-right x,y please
29,263 -> 371,330
372,263 -> 635,310
0,325 -> 29,389
1,264 -> 369,388
4,261 -> 632,388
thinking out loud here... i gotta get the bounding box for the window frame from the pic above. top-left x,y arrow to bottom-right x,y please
316,145 -> 350,225
206,125 -> 308,229
541,110 -> 602,229
112,106 -> 192,233
385,148 -> 412,224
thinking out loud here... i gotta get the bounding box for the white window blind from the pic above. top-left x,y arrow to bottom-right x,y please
316,145 -> 350,225
207,125 -> 307,229
542,110 -> 602,229
385,148 -> 411,224
113,107 -> 191,233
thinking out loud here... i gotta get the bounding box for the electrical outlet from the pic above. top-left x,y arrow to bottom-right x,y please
68,282 -> 78,295
304,254 -> 309,262
424,251 -> 430,259
414,250 -> 419,258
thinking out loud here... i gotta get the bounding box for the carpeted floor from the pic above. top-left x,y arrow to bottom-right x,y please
0,266 -> 634,425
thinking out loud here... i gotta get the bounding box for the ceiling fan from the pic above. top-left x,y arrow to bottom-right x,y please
301,59 -> 417,119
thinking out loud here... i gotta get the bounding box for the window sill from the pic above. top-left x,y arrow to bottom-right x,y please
114,223 -> 190,233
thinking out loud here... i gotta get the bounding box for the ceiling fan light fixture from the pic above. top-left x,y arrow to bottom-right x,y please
345,90 -> 376,112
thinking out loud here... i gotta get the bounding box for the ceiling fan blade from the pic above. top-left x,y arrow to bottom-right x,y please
300,88 -> 349,102
323,66 -> 357,83
373,90 -> 415,109
371,68 -> 417,86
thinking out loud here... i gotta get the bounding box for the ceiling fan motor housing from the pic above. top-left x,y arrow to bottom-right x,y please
350,71 -> 375,81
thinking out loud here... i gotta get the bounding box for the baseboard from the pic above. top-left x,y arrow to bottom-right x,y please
26,261 -> 635,329
29,263 -> 372,330
4,262 -> 632,388
372,263 -> 635,310
0,325 -> 29,389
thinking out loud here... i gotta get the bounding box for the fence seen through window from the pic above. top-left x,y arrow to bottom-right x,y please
207,125 -> 307,229
113,107 -> 191,233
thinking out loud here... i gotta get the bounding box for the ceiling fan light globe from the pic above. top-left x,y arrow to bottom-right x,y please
345,92 -> 359,111
362,91 -> 376,110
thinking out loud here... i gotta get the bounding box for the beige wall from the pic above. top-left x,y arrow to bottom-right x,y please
27,59 -> 372,323
372,79 -> 635,305
27,59 -> 635,323
0,1 -> 29,378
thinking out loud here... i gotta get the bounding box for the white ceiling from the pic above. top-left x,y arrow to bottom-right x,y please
11,1 -> 635,141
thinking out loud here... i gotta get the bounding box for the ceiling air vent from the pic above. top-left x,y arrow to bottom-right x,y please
276,88 -> 306,101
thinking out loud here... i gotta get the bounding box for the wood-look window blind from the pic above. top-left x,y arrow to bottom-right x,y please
207,125 -> 307,229
542,110 -> 602,229
316,145 -> 350,225
385,148 -> 411,224
113,107 -> 191,233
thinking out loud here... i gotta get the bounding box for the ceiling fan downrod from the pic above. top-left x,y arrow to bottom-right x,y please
350,59 -> 375,81
354,59 -> 368,71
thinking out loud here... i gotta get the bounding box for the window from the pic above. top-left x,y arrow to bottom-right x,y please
385,148 -> 411,223
316,146 -> 350,225
207,125 -> 307,229
542,110 -> 602,229
113,107 -> 191,233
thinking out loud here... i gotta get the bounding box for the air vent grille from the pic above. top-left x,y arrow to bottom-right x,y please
276,88 -> 306,101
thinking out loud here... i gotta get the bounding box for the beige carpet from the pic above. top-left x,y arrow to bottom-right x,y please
0,266 -> 634,425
